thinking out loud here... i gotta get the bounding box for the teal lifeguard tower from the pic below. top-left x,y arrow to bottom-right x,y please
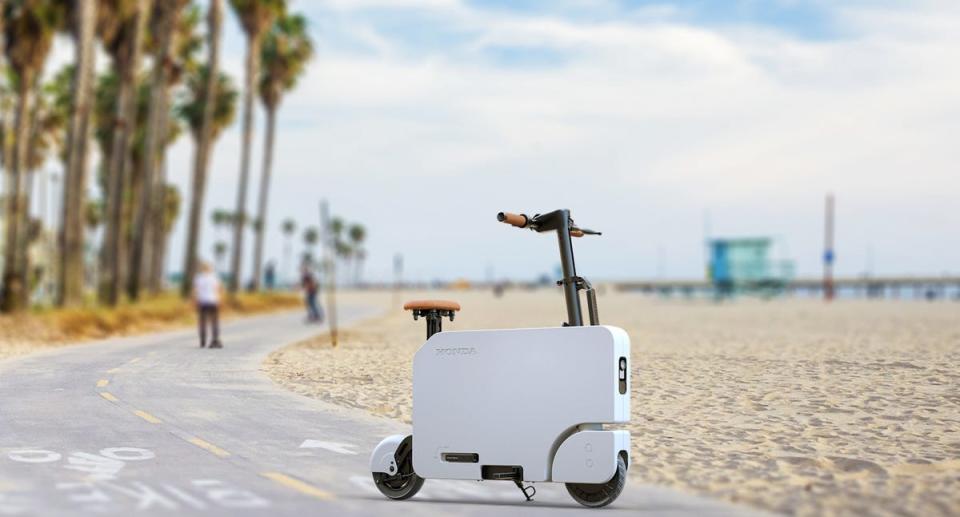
708,238 -> 793,296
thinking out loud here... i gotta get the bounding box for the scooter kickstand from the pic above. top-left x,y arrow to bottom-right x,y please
513,480 -> 536,502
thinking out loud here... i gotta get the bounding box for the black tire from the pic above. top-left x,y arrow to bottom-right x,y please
565,455 -> 627,508
372,436 -> 424,500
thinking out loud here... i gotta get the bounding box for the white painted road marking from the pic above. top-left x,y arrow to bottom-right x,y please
7,447 -> 157,482
52,479 -> 272,512
299,440 -> 357,455
63,452 -> 125,480
99,448 -> 155,462
7,450 -> 62,463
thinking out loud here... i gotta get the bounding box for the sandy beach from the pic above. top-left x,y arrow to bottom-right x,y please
265,289 -> 960,516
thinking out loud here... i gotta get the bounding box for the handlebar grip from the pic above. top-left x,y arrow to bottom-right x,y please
497,212 -> 528,228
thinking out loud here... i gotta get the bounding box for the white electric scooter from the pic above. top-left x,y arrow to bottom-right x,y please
370,209 -> 631,508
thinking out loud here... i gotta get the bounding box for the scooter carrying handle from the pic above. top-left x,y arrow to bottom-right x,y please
497,212 -> 529,228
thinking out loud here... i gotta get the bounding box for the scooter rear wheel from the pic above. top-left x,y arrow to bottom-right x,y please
372,435 -> 424,500
565,455 -> 627,508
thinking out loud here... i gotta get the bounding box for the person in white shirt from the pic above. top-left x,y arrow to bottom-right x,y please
193,261 -> 224,348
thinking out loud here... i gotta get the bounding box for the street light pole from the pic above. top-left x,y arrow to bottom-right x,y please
320,200 -> 338,347
823,193 -> 835,302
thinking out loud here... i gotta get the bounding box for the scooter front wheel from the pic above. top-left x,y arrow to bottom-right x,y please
565,455 -> 627,508
372,471 -> 424,500
372,435 -> 424,500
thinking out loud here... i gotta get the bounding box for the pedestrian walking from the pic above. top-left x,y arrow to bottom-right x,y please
301,265 -> 323,323
265,261 -> 277,290
194,261 -> 224,348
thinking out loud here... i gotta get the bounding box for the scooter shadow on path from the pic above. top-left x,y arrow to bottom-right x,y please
348,493 -> 648,511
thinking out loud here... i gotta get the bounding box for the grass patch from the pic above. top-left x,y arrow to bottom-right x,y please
2,291 -> 302,343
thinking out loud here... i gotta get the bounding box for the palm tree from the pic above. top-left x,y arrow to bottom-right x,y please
128,0 -> 190,300
348,223 -> 366,286
58,0 -> 97,307
226,0 -> 286,295
1,0 -> 66,312
27,73 -> 68,172
302,225 -> 318,267
0,0 -> 5,78
180,0 -> 223,298
1,77 -> 12,173
0,0 -> 6,175
16,71 -> 69,304
250,12 -> 313,291
147,5 -> 202,294
84,199 -> 102,232
91,70 -> 158,292
150,182 -> 180,289
97,0 -> 151,306
211,208 -> 228,242
178,61 -> 238,298
330,217 -> 344,243
213,240 -> 227,272
281,218 -> 295,284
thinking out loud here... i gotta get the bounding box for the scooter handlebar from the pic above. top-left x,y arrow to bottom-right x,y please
497,212 -> 529,228
498,212 -> 600,237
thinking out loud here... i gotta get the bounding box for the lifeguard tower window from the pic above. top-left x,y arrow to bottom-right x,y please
708,238 -> 794,297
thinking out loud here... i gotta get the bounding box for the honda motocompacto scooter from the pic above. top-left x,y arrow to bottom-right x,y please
370,209 -> 631,508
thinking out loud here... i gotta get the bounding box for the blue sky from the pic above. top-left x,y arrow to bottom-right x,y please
470,0 -> 835,36
44,0 -> 959,283
296,0 -> 843,64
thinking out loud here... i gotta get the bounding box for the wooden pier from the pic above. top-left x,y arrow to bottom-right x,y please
614,276 -> 960,300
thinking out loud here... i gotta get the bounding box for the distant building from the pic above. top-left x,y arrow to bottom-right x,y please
708,238 -> 794,296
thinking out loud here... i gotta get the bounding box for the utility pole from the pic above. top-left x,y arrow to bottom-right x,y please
320,200 -> 338,347
823,194 -> 835,301
392,253 -> 403,309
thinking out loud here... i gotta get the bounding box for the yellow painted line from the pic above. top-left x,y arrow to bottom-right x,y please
99,392 -> 119,402
133,410 -> 162,424
261,472 -> 335,501
96,379 -> 109,388
106,368 -> 121,374
188,437 -> 231,458
128,357 -> 142,364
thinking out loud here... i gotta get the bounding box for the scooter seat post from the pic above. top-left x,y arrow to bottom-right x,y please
410,308 -> 455,339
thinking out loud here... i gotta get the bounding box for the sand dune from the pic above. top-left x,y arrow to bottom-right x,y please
265,289 -> 960,516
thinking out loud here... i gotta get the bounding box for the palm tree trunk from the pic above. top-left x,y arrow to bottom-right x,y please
147,158 -> 167,292
59,0 -> 97,307
0,2 -> 4,169
0,5 -> 6,211
228,30 -> 262,295
252,106 -> 277,291
128,3 -> 179,301
283,236 -> 291,285
20,78 -> 46,305
181,0 -> 222,298
99,0 -> 151,306
1,70 -> 34,312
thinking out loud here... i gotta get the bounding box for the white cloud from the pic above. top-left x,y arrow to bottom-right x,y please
49,0 -> 960,282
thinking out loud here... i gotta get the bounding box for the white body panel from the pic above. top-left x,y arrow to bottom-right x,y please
412,325 -> 631,482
